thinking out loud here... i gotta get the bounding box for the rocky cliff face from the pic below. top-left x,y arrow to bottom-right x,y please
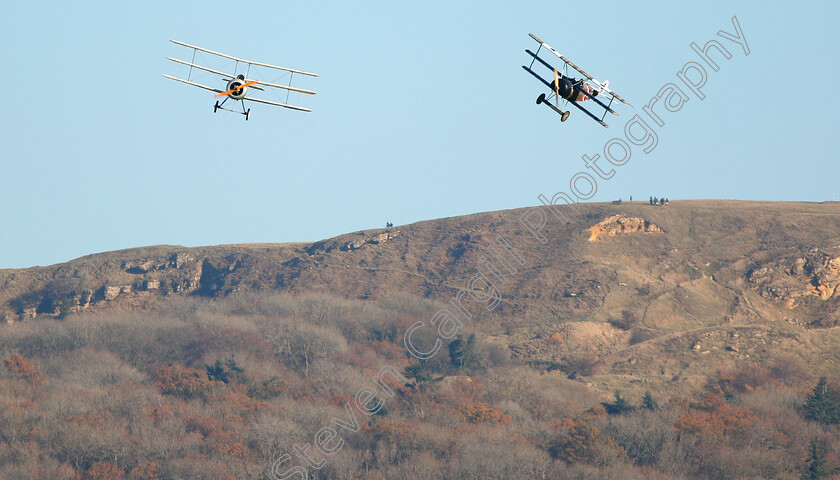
586,214 -> 663,241
0,230 -> 407,322
340,230 -> 400,251
748,247 -> 840,307
1,251 -> 212,322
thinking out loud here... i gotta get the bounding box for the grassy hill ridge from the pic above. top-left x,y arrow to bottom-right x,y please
3,200 -> 840,478
4,200 -> 839,323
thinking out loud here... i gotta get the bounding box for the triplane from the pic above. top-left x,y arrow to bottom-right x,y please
164,40 -> 318,120
522,33 -> 630,127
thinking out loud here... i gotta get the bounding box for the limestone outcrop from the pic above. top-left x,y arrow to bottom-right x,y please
748,247 -> 840,307
587,215 -> 662,242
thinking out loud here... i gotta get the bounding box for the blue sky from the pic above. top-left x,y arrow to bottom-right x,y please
1,1 -> 837,269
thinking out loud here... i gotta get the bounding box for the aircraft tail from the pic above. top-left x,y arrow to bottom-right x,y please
599,80 -> 609,94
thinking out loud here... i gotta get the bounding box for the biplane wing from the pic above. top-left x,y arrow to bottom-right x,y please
241,96 -> 312,112
245,79 -> 315,95
165,58 -> 264,91
164,75 -> 312,112
165,55 -> 318,96
528,33 -> 630,106
161,76 -> 312,112
169,40 -> 319,77
161,74 -> 223,94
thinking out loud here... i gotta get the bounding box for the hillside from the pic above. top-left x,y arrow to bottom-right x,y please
4,200 -> 840,479
4,200 -> 840,393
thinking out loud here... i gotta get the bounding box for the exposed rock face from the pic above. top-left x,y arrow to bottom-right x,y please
369,231 -> 398,244
101,285 -> 125,301
748,247 -> 840,307
341,231 -> 400,251
4,228 -> 407,321
811,256 -> 840,300
341,239 -> 366,251
587,215 -> 662,241
5,250 -> 210,321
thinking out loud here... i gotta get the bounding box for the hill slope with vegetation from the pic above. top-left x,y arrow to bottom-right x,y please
2,200 -> 840,479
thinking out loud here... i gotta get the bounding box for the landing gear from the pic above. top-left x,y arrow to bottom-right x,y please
536,93 -> 570,122
212,97 -> 251,121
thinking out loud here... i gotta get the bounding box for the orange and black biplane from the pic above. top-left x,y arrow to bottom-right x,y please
164,40 -> 318,121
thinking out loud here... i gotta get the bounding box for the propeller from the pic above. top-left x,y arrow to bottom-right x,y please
553,69 -> 570,122
215,80 -> 259,98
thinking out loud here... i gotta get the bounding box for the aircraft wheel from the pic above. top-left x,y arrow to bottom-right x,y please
214,101 -> 219,113
536,93 -> 546,105
561,111 -> 570,122
245,109 -> 251,121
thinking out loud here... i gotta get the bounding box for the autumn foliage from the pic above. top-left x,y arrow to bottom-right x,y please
4,354 -> 46,385
457,401 -> 511,424
154,365 -> 216,399
127,461 -> 158,480
546,418 -> 626,465
674,393 -> 759,438
84,462 -> 124,480
0,293 -> 839,479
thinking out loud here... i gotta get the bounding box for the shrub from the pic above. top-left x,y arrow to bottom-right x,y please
154,365 -> 216,400
547,418 -> 627,465
629,328 -> 658,345
184,328 -> 273,365
247,376 -> 285,400
457,402 -> 511,425
205,357 -> 245,385
404,364 -> 432,386
565,355 -> 600,377
602,391 -> 636,415
127,461 -> 158,480
448,334 -> 475,370
609,310 -> 640,330
674,394 -> 759,440
642,391 -> 659,411
3,354 -> 46,385
768,357 -> 808,387
84,462 -> 124,480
